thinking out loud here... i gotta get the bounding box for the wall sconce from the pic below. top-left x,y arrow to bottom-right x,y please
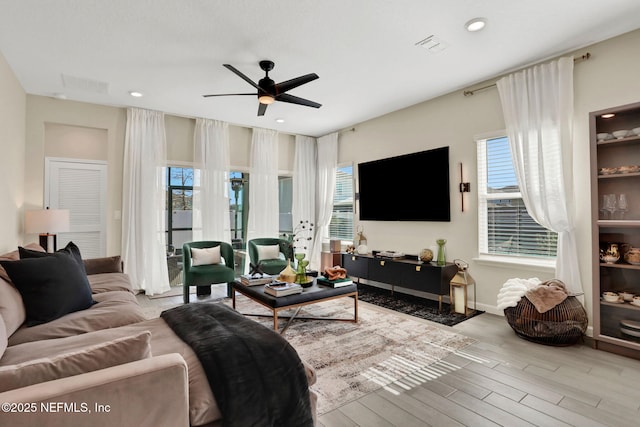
450,259 -> 476,316
24,208 -> 70,253
459,162 -> 471,211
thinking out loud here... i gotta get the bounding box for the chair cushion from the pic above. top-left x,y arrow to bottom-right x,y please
0,330 -> 151,393
191,246 -> 222,266
0,250 -> 96,327
187,264 -> 235,286
256,244 -> 280,261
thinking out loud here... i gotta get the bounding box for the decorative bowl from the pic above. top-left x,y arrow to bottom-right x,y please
601,254 -> 619,264
596,133 -> 610,141
603,291 -> 620,302
598,167 -> 617,175
619,291 -> 635,302
624,248 -> 640,265
612,130 -> 629,139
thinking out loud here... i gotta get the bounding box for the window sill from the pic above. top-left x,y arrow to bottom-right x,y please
473,255 -> 555,273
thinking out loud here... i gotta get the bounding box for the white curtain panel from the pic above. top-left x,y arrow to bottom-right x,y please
497,56 -> 582,295
121,108 -> 171,295
311,132 -> 338,271
292,135 -> 317,261
192,118 -> 231,243
246,128 -> 280,270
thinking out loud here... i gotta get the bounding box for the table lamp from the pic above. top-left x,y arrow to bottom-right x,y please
25,208 -> 70,252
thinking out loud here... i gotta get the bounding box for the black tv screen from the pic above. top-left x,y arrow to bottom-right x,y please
358,146 -> 450,221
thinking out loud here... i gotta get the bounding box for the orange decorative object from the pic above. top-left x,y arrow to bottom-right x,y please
324,266 -> 347,280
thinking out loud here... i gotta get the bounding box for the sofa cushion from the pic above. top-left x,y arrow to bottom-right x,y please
19,241 -> 88,276
191,246 -> 222,266
87,272 -> 134,294
8,291 -> 147,346
0,315 -> 7,360
0,330 -> 151,393
0,250 -> 95,327
83,255 -> 123,275
0,242 -> 44,283
257,244 -> 281,261
0,277 -> 26,337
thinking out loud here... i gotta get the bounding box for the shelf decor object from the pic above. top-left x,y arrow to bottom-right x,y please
436,239 -> 447,266
590,100 -> 640,358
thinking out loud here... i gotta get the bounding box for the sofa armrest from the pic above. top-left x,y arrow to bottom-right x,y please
0,353 -> 189,427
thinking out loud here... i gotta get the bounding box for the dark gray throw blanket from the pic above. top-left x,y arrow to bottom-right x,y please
161,303 -> 313,427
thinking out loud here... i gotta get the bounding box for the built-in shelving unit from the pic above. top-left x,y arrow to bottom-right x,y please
590,101 -> 640,358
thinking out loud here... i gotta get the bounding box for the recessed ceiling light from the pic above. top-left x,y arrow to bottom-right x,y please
275,118 -> 285,123
601,113 -> 615,119
129,91 -> 144,97
465,18 -> 486,32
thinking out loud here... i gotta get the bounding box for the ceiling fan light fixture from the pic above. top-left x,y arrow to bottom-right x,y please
258,94 -> 275,104
465,18 -> 486,32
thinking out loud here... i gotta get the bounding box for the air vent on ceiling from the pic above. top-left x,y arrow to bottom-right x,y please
415,35 -> 449,54
61,74 -> 109,94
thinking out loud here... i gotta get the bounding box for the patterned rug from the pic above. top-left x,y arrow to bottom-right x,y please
142,295 -> 476,414
357,283 -> 484,326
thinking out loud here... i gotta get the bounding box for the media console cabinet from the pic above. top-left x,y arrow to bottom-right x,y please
341,253 -> 458,310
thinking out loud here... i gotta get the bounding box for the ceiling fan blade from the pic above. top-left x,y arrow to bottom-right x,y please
276,93 -> 321,108
258,103 -> 268,116
202,93 -> 255,98
275,73 -> 319,94
223,64 -> 263,92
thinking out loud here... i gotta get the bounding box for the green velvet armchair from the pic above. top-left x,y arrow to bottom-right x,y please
182,241 -> 236,303
248,238 -> 293,275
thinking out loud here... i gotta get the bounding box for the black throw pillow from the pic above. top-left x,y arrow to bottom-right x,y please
19,241 -> 88,276
0,250 -> 96,326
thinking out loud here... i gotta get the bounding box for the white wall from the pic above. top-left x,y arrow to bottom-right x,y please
23,97 -> 296,256
339,29 -> 640,322
0,50 -> 26,253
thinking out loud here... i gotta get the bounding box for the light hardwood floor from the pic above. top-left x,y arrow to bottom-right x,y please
318,311 -> 640,427
138,289 -> 640,427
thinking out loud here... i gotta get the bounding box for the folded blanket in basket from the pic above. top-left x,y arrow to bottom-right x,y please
497,277 -> 540,310
161,303 -> 314,427
525,279 -> 568,313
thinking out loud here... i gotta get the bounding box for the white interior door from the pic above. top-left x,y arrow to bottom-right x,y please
45,158 -> 107,258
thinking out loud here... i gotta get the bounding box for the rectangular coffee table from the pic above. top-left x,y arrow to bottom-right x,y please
232,279 -> 358,334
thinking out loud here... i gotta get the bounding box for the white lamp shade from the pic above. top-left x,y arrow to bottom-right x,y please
25,209 -> 70,234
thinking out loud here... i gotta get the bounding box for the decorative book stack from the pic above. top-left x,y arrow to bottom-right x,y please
264,282 -> 303,297
240,273 -> 274,286
316,277 -> 353,288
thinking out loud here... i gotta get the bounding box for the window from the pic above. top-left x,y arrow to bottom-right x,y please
477,136 -> 557,259
278,176 -> 293,234
330,165 -> 354,241
166,166 -> 193,252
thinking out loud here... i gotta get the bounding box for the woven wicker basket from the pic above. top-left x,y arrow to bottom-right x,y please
504,291 -> 588,346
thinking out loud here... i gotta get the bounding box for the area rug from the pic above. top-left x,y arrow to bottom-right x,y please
142,295 -> 476,414
357,283 -> 484,326
147,286 -> 191,299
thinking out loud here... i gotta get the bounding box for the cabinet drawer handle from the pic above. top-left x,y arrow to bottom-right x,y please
380,261 -> 385,266
416,266 -> 421,272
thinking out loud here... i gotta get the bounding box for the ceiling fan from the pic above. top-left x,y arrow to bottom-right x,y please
203,60 -> 321,116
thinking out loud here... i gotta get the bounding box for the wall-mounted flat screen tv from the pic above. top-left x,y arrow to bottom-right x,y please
358,146 -> 450,221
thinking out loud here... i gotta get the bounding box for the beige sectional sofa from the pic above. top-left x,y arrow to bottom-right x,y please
0,245 -> 317,427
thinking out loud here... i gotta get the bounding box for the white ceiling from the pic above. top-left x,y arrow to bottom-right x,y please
1,0 -> 640,137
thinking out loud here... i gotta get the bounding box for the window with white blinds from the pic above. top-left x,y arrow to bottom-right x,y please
329,165 -> 354,241
477,136 -> 557,259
